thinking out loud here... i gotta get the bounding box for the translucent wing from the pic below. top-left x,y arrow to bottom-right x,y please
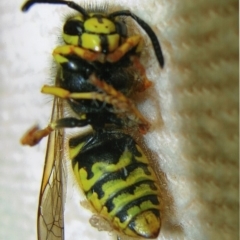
37,96 -> 65,240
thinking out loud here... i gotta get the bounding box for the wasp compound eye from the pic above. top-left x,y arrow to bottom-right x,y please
64,20 -> 84,35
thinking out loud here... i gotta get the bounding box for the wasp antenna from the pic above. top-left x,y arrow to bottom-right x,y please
109,10 -> 164,68
22,0 -> 89,17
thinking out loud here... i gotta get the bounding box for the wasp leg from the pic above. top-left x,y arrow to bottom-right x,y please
130,55 -> 152,92
89,75 -> 150,133
41,75 -> 150,133
53,35 -> 144,65
20,124 -> 54,146
41,85 -> 100,100
20,117 -> 92,146
53,45 -> 104,63
106,35 -> 152,92
106,35 -> 143,63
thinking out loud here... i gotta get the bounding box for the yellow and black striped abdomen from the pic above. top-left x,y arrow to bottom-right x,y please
70,131 -> 161,238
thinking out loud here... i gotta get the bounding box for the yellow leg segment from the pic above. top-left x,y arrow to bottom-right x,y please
106,35 -> 143,63
41,85 -> 107,101
53,45 -> 103,63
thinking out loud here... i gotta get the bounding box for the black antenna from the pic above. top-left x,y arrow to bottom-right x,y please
22,0 -> 89,17
109,10 -> 164,68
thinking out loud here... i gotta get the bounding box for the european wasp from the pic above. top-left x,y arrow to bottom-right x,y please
20,0 -> 164,239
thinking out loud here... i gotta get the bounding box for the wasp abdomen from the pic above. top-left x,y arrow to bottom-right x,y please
70,131 -> 161,238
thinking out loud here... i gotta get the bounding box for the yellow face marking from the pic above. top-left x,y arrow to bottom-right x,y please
81,33 -> 101,52
63,33 -> 79,45
84,17 -> 116,34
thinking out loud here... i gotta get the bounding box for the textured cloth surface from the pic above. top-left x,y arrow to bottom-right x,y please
0,0 -> 238,240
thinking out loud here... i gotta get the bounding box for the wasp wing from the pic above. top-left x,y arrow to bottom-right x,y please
37,96 -> 66,240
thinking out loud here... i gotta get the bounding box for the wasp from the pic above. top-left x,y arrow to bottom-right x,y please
20,0 -> 164,239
